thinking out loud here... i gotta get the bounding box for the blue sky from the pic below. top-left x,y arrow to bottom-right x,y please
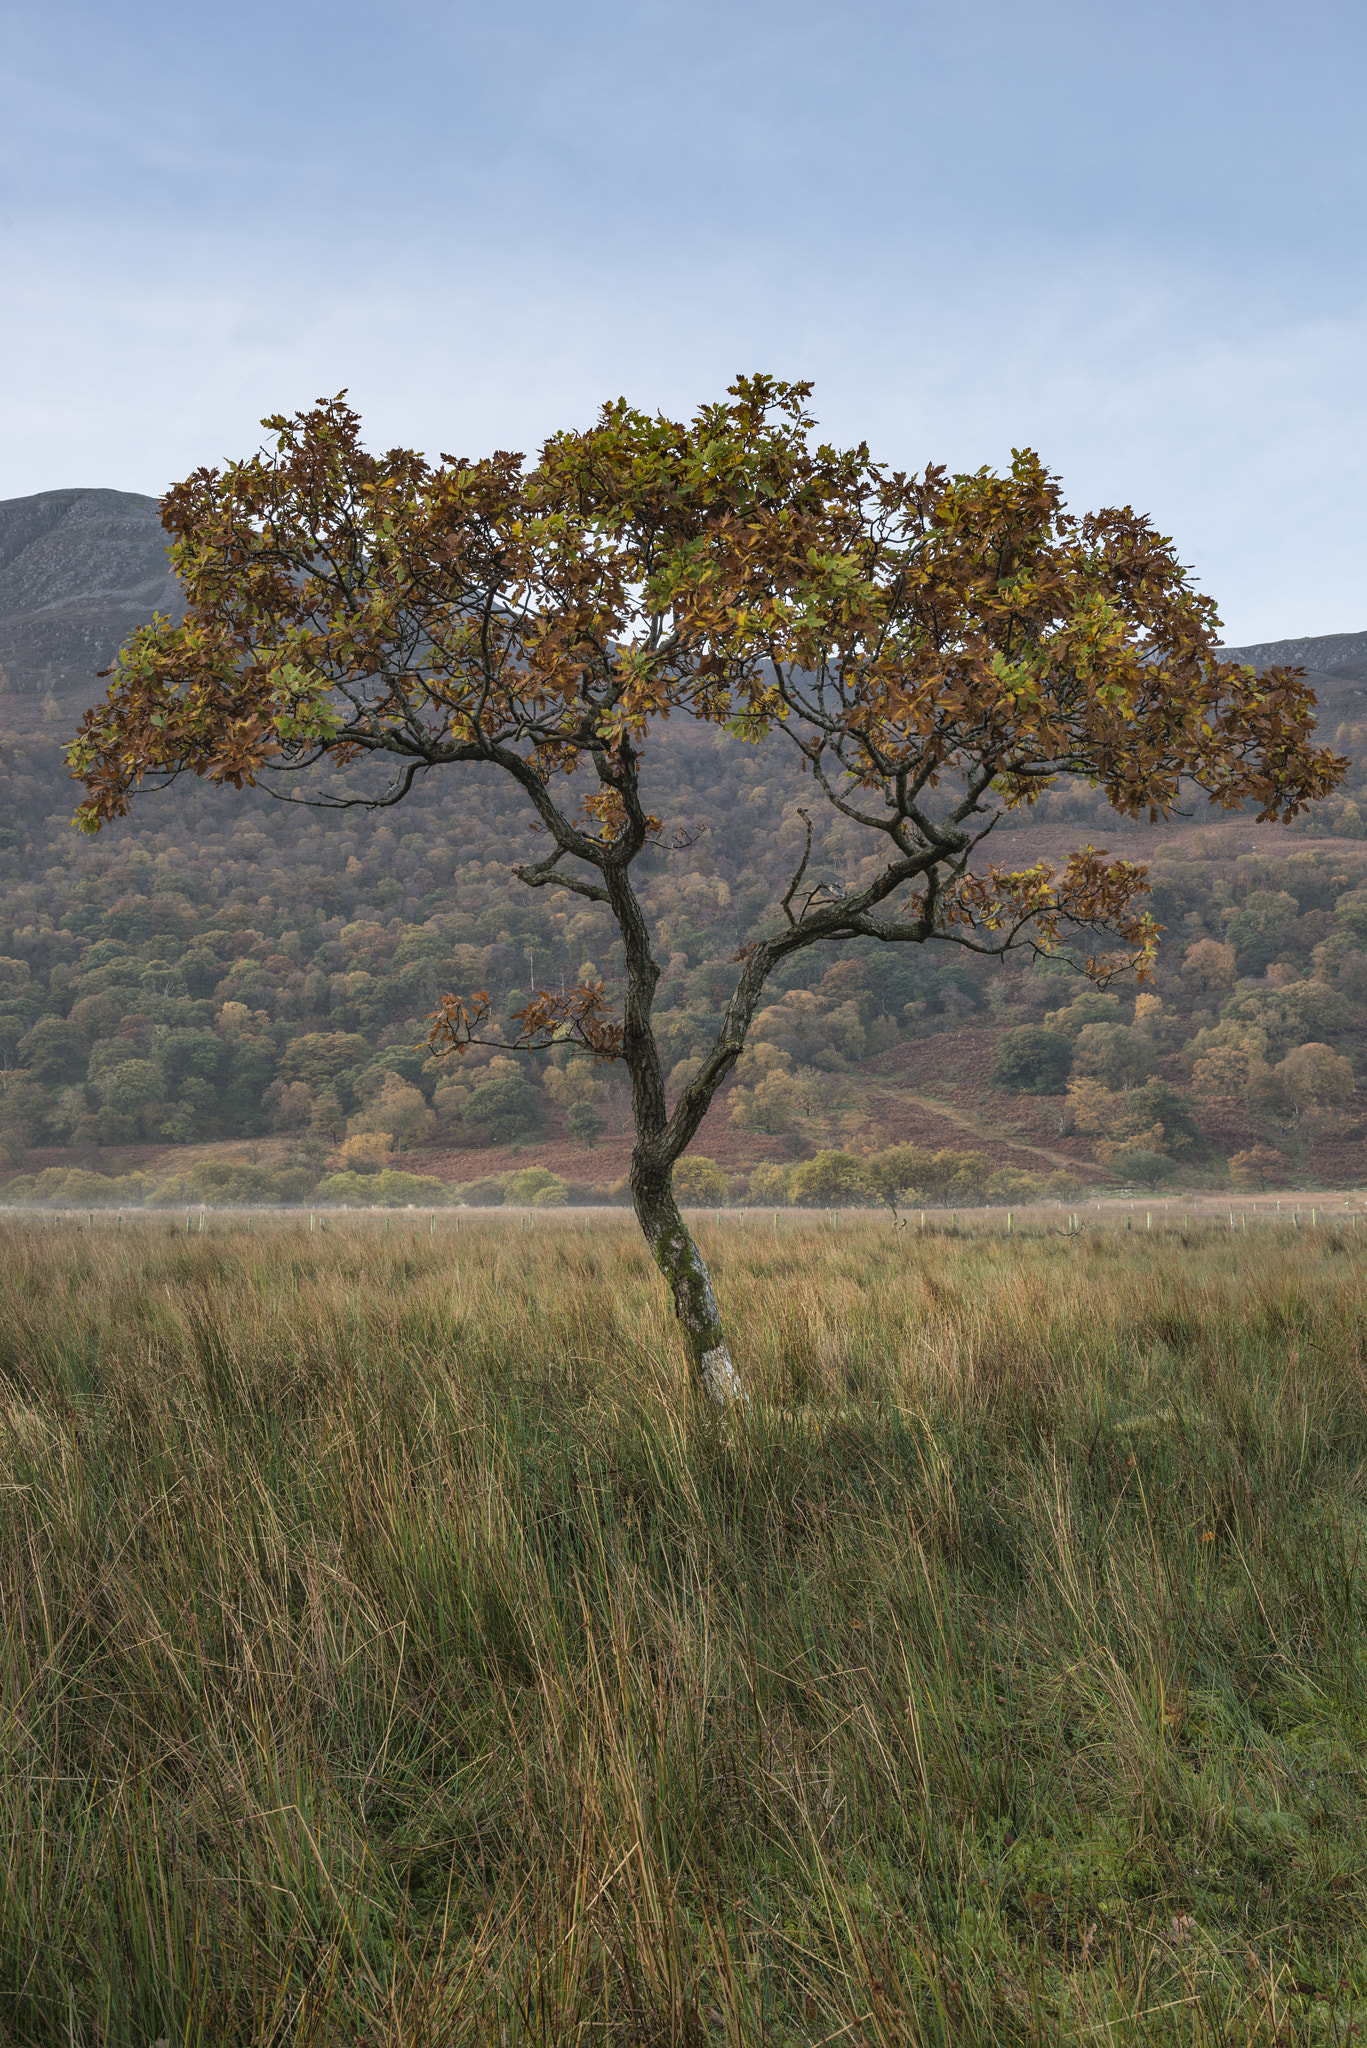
2,0 -> 1363,641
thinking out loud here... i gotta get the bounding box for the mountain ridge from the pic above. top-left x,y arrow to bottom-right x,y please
0,488 -> 183,698
1219,631 -> 1367,676
2,480 -> 1362,718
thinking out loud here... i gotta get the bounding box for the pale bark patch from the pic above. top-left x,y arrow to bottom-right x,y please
699,1342 -> 748,1407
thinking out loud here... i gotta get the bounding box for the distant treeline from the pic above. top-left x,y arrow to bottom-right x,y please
1,723 -> 1366,1184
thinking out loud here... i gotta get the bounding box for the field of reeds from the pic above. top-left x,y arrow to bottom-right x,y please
0,1210 -> 1365,2045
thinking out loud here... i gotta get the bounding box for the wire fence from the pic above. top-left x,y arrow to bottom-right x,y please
1,1195 -> 1363,1242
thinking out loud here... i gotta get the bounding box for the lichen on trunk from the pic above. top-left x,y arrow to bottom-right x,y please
632,1166 -> 748,1408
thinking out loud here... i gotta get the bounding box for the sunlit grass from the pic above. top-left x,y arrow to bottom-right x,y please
0,1210 -> 1365,2043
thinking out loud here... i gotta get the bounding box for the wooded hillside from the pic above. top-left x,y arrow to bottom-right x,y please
2,484 -> 1364,1198
3,680 -> 1366,1199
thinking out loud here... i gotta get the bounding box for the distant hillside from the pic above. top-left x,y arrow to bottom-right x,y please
0,487 -> 1364,1198
1219,630 -> 1367,733
2,699 -> 1366,1195
2,486 -> 1362,729
0,489 -> 184,699
1219,630 -> 1367,675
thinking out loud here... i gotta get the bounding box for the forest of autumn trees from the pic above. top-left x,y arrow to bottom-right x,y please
2,717 -> 1365,1204
0,381 -> 1363,1220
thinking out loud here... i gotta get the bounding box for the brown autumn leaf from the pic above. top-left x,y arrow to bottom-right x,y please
64,375 -> 1345,1406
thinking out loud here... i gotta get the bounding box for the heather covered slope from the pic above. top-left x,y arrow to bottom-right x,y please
2,712 -> 1366,1200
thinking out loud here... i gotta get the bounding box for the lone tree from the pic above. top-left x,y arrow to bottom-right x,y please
69,378 -> 1341,1403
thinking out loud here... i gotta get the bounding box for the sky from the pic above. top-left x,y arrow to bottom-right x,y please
1,0 -> 1364,643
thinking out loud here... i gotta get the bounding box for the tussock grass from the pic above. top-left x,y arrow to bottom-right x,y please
0,1212 -> 1366,2043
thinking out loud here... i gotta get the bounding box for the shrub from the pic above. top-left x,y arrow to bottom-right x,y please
789,1151 -> 869,1206
1071,1023 -> 1156,1091
454,1178 -> 505,1206
148,1161 -> 281,1206
672,1155 -> 731,1205
991,1026 -> 1073,1094
314,1169 -> 453,1207
1110,1148 -> 1177,1187
92,1058 -> 166,1118
1275,1041 -> 1355,1108
566,1101 -> 607,1146
1191,1045 -> 1251,1095
748,1162 -> 793,1204
8,1168 -> 154,1207
505,1166 -> 567,1205
463,1075 -> 545,1143
1224,889 -> 1299,976
333,1131 -> 393,1174
984,1168 -> 1046,1205
17,1017 -> 90,1088
1042,990 -> 1121,1038
1229,1144 -> 1290,1189
348,1074 -> 434,1149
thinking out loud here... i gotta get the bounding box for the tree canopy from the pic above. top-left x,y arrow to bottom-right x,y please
68,376 -> 1343,1401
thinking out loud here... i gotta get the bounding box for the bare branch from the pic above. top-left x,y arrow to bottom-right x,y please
512,846 -> 611,904
780,808 -> 815,926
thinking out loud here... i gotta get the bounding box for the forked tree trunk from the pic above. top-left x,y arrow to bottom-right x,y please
631,1155 -> 748,1408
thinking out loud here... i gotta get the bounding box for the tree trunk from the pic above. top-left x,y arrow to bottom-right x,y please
631,1155 -> 748,1408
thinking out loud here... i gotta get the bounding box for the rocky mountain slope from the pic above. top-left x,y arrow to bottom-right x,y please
0,489 -> 183,698
1219,630 -> 1367,733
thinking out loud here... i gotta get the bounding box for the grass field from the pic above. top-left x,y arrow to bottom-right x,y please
1,1211 -> 1366,2044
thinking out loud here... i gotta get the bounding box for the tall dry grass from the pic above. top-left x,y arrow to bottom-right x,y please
0,1210 -> 1365,2043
